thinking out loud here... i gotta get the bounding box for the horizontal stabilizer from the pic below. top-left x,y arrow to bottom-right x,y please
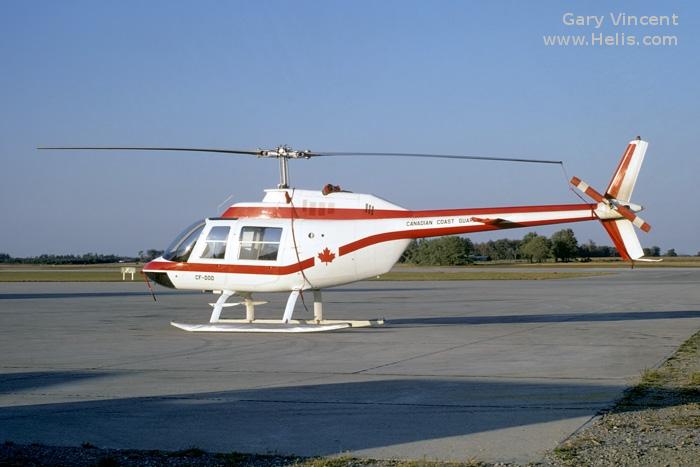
471,217 -> 509,225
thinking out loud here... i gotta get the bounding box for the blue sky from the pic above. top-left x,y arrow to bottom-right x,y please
1,1 -> 698,256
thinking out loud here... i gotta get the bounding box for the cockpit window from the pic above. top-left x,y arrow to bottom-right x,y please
201,226 -> 230,259
238,227 -> 282,261
162,220 -> 205,263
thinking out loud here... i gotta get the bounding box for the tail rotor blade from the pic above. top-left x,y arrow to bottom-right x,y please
570,176 -> 651,232
570,176 -> 606,203
614,205 -> 651,232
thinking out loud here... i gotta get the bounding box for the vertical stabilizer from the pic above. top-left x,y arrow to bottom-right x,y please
600,219 -> 644,261
606,139 -> 648,202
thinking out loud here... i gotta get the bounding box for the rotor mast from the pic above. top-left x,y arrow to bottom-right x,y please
259,145 -> 311,189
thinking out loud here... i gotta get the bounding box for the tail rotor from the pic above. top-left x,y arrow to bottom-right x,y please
570,138 -> 657,262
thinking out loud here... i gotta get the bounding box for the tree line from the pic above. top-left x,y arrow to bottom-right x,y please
400,229 -> 683,266
0,250 -> 164,265
0,253 -> 130,265
0,236 -> 692,266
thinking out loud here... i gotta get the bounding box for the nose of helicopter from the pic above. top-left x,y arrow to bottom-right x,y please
142,259 -> 175,288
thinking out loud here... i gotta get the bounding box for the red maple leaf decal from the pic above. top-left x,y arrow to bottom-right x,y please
318,247 -> 336,265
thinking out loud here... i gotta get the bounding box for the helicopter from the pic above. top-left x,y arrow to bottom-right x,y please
40,137 -> 655,332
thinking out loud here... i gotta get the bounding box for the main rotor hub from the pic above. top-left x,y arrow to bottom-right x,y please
260,145 -> 311,160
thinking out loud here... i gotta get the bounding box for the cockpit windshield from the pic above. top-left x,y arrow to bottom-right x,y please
162,220 -> 205,263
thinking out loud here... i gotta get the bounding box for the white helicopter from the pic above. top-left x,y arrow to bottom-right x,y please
41,138 -> 655,332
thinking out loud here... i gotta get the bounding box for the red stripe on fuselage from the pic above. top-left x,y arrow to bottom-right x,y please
143,258 -> 315,275
339,215 -> 596,256
222,203 -> 595,220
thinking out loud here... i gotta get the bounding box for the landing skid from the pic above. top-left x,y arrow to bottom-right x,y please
171,319 -> 383,333
171,289 -> 384,333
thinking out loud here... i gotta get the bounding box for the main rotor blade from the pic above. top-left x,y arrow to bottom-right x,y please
37,146 -> 261,156
310,151 -> 562,165
38,146 -> 562,165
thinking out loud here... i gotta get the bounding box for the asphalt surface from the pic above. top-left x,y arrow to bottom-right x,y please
1,268 -> 699,464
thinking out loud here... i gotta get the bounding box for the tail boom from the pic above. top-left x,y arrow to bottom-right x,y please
338,203 -> 596,256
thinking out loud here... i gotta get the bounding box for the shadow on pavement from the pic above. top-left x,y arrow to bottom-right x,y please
0,371 -> 115,394
388,310 -> 700,327
0,291 -> 202,300
0,376 -> 668,456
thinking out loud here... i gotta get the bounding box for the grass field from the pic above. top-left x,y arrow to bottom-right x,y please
0,271 -> 139,282
0,267 -> 608,282
0,263 -> 612,282
372,271 -> 611,281
469,256 -> 700,268
0,263 -> 142,282
0,257 -> 696,282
